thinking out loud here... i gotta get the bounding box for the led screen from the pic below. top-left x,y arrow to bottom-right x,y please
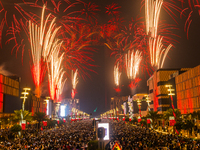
60,105 -> 65,117
98,123 -> 109,140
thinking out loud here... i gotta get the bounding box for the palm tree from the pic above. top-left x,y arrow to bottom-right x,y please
182,120 -> 194,138
191,110 -> 200,123
33,112 -> 46,130
163,108 -> 181,134
163,108 -> 181,122
146,111 -> 160,129
12,109 -> 32,124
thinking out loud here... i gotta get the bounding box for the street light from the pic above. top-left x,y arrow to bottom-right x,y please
20,87 -> 31,132
165,84 -> 177,133
20,88 -> 31,112
136,99 -> 142,117
44,96 -> 50,116
145,95 -> 151,111
165,84 -> 175,112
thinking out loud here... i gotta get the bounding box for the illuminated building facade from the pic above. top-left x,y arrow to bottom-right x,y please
147,68 -> 189,113
0,74 -> 20,117
132,93 -> 148,116
60,98 -> 80,117
176,65 -> 200,114
110,96 -> 128,114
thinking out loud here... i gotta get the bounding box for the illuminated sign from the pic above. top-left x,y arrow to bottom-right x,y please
60,105 -> 66,117
46,100 -> 49,115
98,123 -> 109,140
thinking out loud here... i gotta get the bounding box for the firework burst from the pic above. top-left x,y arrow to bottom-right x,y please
180,0 -> 200,38
47,44 -> 66,101
125,50 -> 142,80
29,5 -> 62,97
71,69 -> 78,99
145,0 -> 163,38
114,62 -> 121,93
149,35 -> 172,69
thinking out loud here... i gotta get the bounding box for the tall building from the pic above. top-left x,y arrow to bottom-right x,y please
147,68 -> 189,114
0,74 -> 20,117
176,65 -> 200,114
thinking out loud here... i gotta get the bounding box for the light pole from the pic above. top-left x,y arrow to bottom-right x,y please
20,88 -> 31,120
145,95 -> 151,111
136,99 -> 142,118
165,84 -> 177,134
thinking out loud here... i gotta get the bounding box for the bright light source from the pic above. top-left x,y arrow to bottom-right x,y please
46,100 -> 49,115
60,105 -> 66,117
98,123 -> 109,140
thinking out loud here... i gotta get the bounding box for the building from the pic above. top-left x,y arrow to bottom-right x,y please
176,65 -> 200,114
0,74 -> 20,117
110,96 -> 129,114
147,68 -> 189,114
110,94 -> 148,117
132,93 -> 148,117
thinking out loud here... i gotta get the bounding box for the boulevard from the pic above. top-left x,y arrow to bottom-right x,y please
0,119 -> 199,149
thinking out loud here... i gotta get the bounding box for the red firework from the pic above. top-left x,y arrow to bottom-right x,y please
114,87 -> 121,93
71,89 -> 77,99
105,3 -> 121,16
62,23 -> 98,79
105,18 -> 147,71
0,1 -> 38,59
4,1 -> 98,79
180,0 -> 200,38
73,0 -> 100,23
128,78 -> 142,90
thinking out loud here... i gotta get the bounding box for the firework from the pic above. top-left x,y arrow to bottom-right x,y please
180,0 -> 200,38
149,35 -> 172,69
47,45 -> 66,101
125,50 -> 142,80
29,5 -> 62,97
62,24 -> 97,79
114,62 -> 121,87
71,69 -> 78,99
145,0 -> 163,38
114,62 -> 121,93
129,78 -> 142,90
105,3 -> 121,16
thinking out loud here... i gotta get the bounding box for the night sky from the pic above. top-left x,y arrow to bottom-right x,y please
0,0 -> 200,117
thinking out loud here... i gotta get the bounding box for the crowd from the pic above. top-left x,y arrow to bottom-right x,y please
0,119 -> 200,149
106,121 -> 200,150
0,120 -> 95,149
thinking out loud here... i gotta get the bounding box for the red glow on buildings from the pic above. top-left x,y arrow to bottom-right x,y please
153,89 -> 158,111
0,93 -> 3,112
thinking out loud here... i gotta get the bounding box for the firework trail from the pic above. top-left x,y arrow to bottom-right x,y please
145,0 -> 163,38
180,0 -> 200,38
47,43 -> 66,101
125,50 -> 142,80
114,62 -> 121,87
29,5 -> 61,97
129,78 -> 142,90
114,62 -> 121,93
145,0 -> 176,69
149,35 -> 172,69
71,69 -> 78,99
